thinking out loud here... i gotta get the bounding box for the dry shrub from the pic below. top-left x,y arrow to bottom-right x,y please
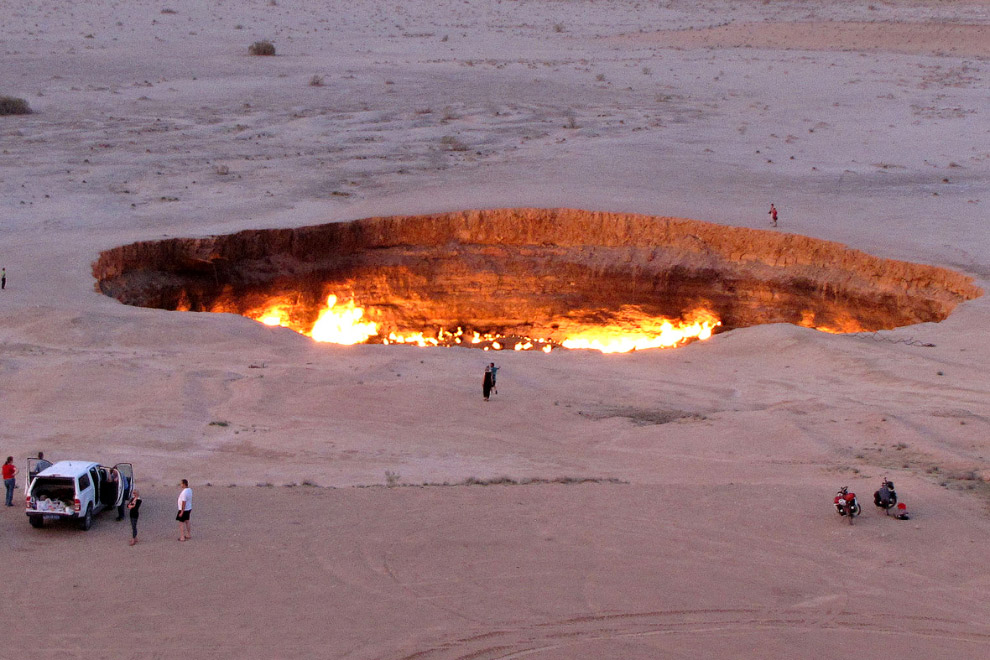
0,96 -> 32,115
440,135 -> 469,151
249,40 -> 276,56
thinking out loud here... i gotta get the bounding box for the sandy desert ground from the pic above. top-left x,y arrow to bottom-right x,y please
1,0 -> 989,658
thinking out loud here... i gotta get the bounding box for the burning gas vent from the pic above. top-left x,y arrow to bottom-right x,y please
92,208 -> 981,352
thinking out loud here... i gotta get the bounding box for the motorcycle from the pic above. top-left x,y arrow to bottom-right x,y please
873,478 -> 898,515
834,486 -> 861,524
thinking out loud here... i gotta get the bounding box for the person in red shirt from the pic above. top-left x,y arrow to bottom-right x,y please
2,456 -> 17,506
768,203 -> 778,227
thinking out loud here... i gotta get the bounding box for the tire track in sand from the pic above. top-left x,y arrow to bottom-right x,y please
391,607 -> 990,659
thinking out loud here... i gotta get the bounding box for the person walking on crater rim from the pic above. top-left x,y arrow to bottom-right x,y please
2,456 -> 16,506
127,489 -> 142,545
1,267 -> 6,290
176,479 -> 192,541
768,203 -> 778,228
489,362 -> 499,395
482,364 -> 494,401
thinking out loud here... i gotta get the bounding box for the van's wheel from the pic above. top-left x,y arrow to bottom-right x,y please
29,515 -> 44,529
79,505 -> 93,531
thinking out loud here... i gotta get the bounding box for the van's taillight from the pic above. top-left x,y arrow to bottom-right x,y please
73,498 -> 81,512
26,495 -> 31,508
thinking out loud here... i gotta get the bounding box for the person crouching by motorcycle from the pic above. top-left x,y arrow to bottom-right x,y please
893,502 -> 910,520
873,477 -> 897,515
834,486 -> 860,524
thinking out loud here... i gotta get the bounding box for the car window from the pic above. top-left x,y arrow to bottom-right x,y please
78,473 -> 91,490
30,477 -> 75,502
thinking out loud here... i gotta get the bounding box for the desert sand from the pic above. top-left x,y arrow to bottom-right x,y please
1,0 -> 988,658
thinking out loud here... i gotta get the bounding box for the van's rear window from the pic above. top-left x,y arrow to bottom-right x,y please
31,477 -> 76,500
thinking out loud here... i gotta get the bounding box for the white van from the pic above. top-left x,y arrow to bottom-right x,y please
25,460 -> 134,531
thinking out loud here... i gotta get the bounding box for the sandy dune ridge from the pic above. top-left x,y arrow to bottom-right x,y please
623,21 -> 990,58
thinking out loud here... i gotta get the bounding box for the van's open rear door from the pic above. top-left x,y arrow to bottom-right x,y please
25,457 -> 51,494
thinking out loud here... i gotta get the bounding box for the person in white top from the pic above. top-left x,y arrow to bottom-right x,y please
177,479 -> 192,541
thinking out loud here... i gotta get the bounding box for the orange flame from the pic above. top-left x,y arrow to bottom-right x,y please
310,295 -> 378,344
245,294 -> 722,353
798,310 -> 866,334
561,311 -> 720,353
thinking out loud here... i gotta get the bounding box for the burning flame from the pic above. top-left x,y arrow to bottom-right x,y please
561,311 -> 720,353
798,310 -> 866,334
310,295 -> 378,344
245,293 -> 721,353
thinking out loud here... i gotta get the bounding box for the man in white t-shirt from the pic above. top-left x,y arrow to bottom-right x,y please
177,479 -> 192,541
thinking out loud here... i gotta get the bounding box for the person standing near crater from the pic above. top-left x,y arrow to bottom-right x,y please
482,364 -> 494,401
1,267 -> 6,290
3,456 -> 17,506
768,203 -> 778,228
127,489 -> 142,545
177,479 -> 192,541
30,451 -> 52,481
489,362 -> 499,395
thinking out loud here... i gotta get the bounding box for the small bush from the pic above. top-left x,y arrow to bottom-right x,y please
309,74 -> 324,87
440,135 -> 468,151
249,40 -> 276,56
0,96 -> 32,115
385,470 -> 401,487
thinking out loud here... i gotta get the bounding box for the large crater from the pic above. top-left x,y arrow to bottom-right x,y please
92,208 -> 981,349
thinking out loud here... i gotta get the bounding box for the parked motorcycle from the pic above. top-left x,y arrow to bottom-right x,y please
873,478 -> 898,515
834,486 -> 861,524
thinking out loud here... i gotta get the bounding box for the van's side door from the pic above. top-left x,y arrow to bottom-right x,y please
113,464 -> 133,508
88,467 -> 101,511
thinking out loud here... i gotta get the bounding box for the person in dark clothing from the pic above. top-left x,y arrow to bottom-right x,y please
489,363 -> 499,395
482,364 -> 493,401
127,490 -> 142,545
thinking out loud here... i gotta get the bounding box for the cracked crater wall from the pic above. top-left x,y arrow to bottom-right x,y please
92,208 -> 982,341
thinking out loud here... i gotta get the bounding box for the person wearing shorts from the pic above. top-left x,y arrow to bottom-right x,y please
177,479 -> 192,541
